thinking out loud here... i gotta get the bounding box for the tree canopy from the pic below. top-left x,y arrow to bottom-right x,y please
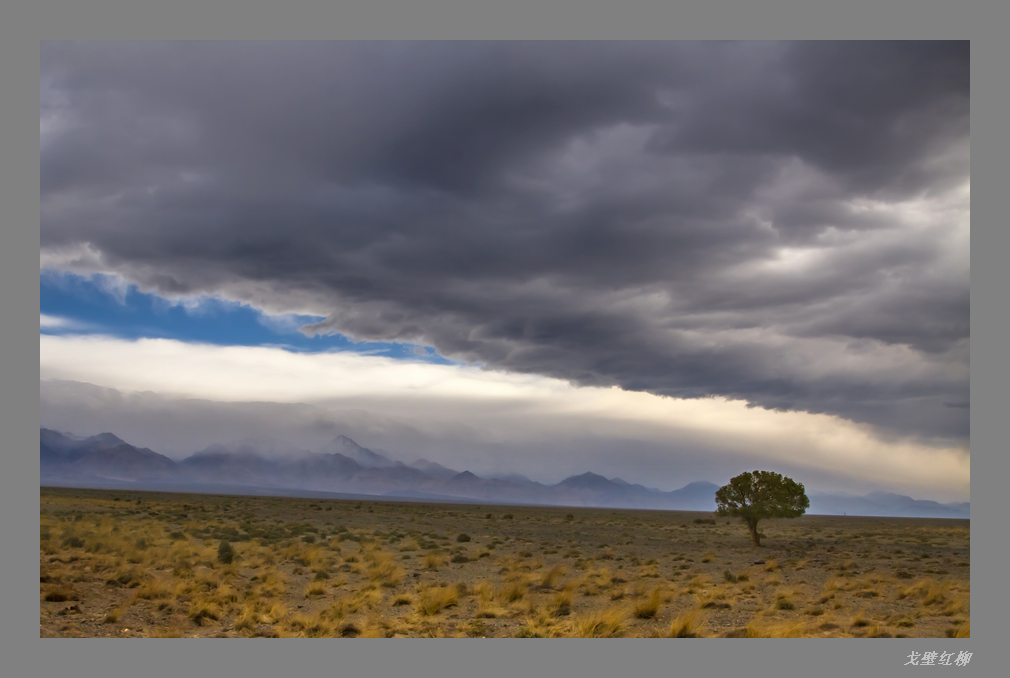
715,470 -> 809,546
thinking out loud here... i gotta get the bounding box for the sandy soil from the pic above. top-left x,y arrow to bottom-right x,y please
40,486 -> 969,638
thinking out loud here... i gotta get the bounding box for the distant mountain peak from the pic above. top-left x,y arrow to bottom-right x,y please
39,428 -> 966,518
92,432 -> 126,447
681,481 -> 719,489
41,428 -> 177,481
319,436 -> 395,468
570,471 -> 608,480
409,458 -> 460,479
491,472 -> 541,487
557,471 -> 615,489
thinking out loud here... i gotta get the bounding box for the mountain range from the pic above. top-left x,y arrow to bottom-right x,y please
38,428 -> 969,518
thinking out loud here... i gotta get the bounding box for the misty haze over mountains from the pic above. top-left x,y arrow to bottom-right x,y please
39,429 -> 969,519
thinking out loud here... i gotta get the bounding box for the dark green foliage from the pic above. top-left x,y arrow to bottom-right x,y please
217,540 -> 236,564
715,470 -> 809,547
456,533 -> 471,542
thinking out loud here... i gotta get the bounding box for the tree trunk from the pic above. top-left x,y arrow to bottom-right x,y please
747,518 -> 762,547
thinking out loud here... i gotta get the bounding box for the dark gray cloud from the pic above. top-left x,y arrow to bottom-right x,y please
40,41 -> 970,442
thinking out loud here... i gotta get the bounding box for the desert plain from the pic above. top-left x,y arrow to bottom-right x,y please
40,486 -> 969,638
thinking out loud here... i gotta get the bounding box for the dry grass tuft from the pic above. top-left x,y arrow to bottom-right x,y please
496,580 -> 528,603
570,607 -> 627,637
539,564 -> 568,589
368,557 -> 405,588
667,609 -> 705,638
850,610 -> 870,628
416,584 -> 458,616
745,618 -> 811,637
633,589 -> 662,619
134,578 -> 171,600
103,605 -> 127,624
775,596 -> 797,611
687,574 -> 713,592
898,577 -> 951,606
287,613 -> 337,638
348,588 -> 382,613
304,581 -> 327,597
545,590 -> 573,618
942,595 -> 969,617
187,599 -> 222,625
422,552 -> 445,570
475,599 -> 510,619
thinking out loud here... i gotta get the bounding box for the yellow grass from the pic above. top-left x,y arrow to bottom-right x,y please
375,567 -> 405,589
38,487 -> 971,638
539,564 -> 568,589
746,618 -> 812,637
570,607 -> 627,637
633,589 -> 662,619
422,552 -> 444,570
416,585 -> 458,616
495,580 -> 527,603
667,609 -> 706,638
899,578 -> 951,606
305,581 -> 327,597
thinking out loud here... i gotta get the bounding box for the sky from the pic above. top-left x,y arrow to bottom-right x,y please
40,41 -> 969,502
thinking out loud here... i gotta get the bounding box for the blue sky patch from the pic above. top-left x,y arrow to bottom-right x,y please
40,271 -> 456,364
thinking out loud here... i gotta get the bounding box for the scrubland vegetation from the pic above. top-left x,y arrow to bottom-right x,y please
40,487 -> 969,638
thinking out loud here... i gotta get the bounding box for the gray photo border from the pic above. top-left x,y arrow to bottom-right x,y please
5,2 -> 998,677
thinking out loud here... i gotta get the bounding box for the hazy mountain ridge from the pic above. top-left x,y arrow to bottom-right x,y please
319,435 -> 399,469
410,458 -> 461,479
807,491 -> 970,519
42,429 -> 178,482
39,429 -> 969,517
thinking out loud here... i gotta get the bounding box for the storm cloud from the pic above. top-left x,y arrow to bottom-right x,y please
40,41 -> 969,442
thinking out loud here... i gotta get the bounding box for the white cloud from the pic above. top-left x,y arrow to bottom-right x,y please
39,334 -> 968,501
256,311 -> 325,335
40,313 -> 72,329
39,313 -> 94,332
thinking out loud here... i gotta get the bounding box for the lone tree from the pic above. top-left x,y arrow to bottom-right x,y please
715,470 -> 809,547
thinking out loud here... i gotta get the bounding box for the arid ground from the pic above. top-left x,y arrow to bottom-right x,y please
40,486 -> 970,638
